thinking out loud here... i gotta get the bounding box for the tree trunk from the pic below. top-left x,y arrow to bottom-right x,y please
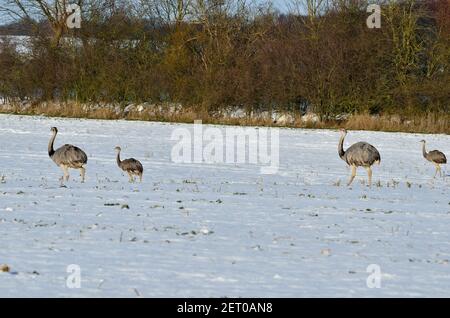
51,24 -> 65,48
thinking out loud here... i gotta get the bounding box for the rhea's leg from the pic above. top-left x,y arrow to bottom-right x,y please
138,173 -> 143,183
347,165 -> 357,186
59,168 -> 65,186
80,166 -> 86,183
433,164 -> 439,178
127,172 -> 134,183
365,166 -> 373,187
437,165 -> 442,177
62,165 -> 69,182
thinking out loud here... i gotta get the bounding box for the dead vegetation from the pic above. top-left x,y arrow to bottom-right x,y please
0,1 -> 449,132
1,101 -> 448,134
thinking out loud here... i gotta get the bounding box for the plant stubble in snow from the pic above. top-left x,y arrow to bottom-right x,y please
0,114 -> 449,297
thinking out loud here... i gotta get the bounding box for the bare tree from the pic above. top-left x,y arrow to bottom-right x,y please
0,0 -> 83,47
286,0 -> 329,36
139,0 -> 193,23
384,0 -> 425,85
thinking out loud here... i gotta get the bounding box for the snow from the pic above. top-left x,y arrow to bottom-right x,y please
0,114 -> 449,297
0,35 -> 32,54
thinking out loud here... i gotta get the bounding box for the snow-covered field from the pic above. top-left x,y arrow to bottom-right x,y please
0,114 -> 449,297
0,35 -> 32,54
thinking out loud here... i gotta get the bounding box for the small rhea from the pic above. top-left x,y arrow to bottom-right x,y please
419,140 -> 447,178
48,127 -> 88,184
115,146 -> 143,183
338,128 -> 381,186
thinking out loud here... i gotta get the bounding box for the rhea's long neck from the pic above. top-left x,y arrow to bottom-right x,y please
116,151 -> 122,166
338,134 -> 346,159
422,143 -> 427,158
48,132 -> 56,157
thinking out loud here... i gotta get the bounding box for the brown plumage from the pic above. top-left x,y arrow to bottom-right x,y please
338,129 -> 381,186
48,127 -> 88,184
420,140 -> 447,178
115,146 -> 143,183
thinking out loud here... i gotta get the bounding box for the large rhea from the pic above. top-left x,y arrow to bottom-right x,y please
420,140 -> 447,177
48,127 -> 88,183
115,146 -> 144,182
338,129 -> 381,186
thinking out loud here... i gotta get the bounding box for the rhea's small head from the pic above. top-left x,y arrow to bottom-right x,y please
339,128 -> 347,135
419,140 -> 426,143
50,127 -> 58,134
115,146 -> 121,152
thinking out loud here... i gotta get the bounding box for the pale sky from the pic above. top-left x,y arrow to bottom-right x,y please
0,0 -> 295,26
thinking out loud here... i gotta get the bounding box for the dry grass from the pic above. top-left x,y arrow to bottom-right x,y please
342,113 -> 449,134
1,101 -> 449,134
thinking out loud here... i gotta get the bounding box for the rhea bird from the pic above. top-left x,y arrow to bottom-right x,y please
338,129 -> 381,186
48,127 -> 88,183
420,140 -> 447,177
115,146 -> 143,182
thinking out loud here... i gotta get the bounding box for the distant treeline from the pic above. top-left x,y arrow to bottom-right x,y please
0,0 -> 449,118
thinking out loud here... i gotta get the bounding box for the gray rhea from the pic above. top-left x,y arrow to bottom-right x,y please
338,129 -> 381,186
115,146 -> 144,183
48,127 -> 88,183
420,140 -> 447,178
